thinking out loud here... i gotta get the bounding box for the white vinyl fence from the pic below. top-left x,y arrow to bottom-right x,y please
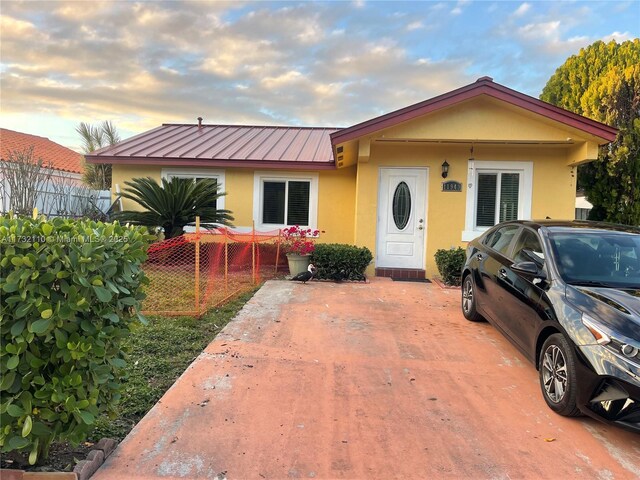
0,167 -> 111,218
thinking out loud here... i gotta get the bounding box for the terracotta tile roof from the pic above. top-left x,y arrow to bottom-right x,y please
86,124 -> 340,170
1,128 -> 84,174
331,77 -> 618,145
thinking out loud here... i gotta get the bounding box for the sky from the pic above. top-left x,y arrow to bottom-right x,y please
1,0 -> 638,151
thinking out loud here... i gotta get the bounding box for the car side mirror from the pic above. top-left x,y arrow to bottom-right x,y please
511,261 -> 547,282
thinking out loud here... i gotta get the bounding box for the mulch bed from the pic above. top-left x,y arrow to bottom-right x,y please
1,441 -> 93,472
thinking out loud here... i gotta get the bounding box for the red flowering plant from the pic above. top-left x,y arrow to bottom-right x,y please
281,225 -> 320,256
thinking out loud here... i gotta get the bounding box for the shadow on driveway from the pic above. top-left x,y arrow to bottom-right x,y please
94,278 -> 640,479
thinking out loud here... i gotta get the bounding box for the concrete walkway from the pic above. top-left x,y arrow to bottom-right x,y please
94,279 -> 640,480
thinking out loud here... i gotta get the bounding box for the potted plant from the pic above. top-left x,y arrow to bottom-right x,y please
281,225 -> 319,276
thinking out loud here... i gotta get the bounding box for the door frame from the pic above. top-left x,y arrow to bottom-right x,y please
375,166 -> 429,269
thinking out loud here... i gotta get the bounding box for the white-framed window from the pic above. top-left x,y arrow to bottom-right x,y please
462,160 -> 532,242
161,168 -> 226,210
253,171 -> 318,230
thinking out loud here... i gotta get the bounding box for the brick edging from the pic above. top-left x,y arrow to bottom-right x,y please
73,438 -> 117,480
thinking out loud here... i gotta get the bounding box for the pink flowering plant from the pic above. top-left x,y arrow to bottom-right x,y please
281,225 -> 320,256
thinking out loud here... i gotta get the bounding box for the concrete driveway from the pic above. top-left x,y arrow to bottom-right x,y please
94,278 -> 640,480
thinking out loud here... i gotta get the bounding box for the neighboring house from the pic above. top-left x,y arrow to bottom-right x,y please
575,193 -> 593,220
0,128 -> 109,217
86,77 -> 617,278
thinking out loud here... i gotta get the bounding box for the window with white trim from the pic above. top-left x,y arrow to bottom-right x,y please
476,172 -> 520,227
253,172 -> 318,229
463,160 -> 532,242
161,169 -> 225,210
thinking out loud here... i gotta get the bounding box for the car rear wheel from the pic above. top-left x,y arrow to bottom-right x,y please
461,275 -> 483,322
539,333 -> 581,417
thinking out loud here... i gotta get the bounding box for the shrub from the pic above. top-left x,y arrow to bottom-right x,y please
311,244 -> 372,281
0,215 -> 153,464
434,247 -> 466,286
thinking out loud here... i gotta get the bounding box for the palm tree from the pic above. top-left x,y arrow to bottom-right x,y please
76,121 -> 121,189
114,177 -> 234,238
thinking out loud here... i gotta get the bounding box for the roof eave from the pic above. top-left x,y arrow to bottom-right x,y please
85,155 -> 336,171
330,79 -> 618,146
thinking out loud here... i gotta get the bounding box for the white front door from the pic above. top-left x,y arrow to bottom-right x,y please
376,168 -> 428,269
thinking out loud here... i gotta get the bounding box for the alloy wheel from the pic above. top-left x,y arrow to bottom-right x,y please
462,279 -> 474,314
541,344 -> 568,403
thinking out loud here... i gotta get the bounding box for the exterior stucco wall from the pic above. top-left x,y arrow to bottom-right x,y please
356,143 -> 576,277
353,98 -> 583,277
111,164 -> 356,245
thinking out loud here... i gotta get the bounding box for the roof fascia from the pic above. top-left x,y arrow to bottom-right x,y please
85,156 -> 337,171
330,80 -> 617,145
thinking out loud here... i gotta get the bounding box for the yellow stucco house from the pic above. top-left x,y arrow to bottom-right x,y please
87,77 -> 616,279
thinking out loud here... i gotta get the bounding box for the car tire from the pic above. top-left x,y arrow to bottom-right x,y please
461,275 -> 483,322
538,333 -> 581,417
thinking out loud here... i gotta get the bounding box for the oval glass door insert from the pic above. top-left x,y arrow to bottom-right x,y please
392,181 -> 411,230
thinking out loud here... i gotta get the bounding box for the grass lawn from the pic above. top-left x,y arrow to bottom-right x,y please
91,287 -> 259,442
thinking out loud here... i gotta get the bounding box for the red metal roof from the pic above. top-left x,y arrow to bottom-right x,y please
86,125 -> 339,170
0,128 -> 84,174
330,77 -> 618,145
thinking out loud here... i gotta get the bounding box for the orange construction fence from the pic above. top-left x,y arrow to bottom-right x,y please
142,218 -> 287,316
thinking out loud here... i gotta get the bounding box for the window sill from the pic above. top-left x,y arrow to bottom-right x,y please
461,230 -> 487,242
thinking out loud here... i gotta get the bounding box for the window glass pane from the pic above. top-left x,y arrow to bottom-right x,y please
486,225 -> 519,256
392,182 -> 412,230
500,173 -> 519,222
195,177 -> 217,210
476,174 -> 497,227
263,181 -> 285,224
513,229 -> 544,264
287,181 -> 310,225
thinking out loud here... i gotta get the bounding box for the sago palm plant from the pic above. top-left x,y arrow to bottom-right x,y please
115,177 -> 234,238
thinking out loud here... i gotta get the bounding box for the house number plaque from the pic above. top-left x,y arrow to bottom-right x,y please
442,181 -> 462,192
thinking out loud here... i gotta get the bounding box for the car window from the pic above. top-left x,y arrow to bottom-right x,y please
550,231 -> 640,287
512,229 -> 544,265
484,225 -> 519,256
482,229 -> 497,247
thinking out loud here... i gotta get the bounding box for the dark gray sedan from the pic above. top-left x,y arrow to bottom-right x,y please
461,220 -> 640,433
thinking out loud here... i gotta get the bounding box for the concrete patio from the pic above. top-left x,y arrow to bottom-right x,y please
93,278 -> 640,479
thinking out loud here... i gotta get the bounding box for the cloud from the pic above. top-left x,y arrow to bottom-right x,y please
602,31 -> 632,43
513,3 -> 531,17
450,0 -> 470,15
0,0 -> 634,148
0,0 -> 476,136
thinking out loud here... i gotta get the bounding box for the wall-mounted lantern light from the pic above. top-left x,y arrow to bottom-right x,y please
441,160 -> 450,179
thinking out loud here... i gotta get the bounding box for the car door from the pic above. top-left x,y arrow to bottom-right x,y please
497,228 -> 548,358
477,224 -> 521,331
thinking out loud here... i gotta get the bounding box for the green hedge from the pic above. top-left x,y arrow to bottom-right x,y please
434,247 -> 466,286
311,244 -> 372,281
0,215 -> 152,463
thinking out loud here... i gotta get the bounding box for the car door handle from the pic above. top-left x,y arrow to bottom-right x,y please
476,253 -> 484,261
499,268 -> 508,278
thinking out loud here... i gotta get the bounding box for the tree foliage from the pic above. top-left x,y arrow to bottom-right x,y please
114,177 -> 234,238
540,39 -> 640,225
76,121 -> 120,190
